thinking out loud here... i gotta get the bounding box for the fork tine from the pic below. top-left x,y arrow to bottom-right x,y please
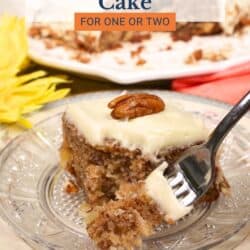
175,181 -> 189,197
169,172 -> 184,187
181,190 -> 197,206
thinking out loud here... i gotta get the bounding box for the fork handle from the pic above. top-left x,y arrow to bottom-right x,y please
206,91 -> 250,158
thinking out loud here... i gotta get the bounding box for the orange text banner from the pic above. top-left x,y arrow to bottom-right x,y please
75,12 -> 176,31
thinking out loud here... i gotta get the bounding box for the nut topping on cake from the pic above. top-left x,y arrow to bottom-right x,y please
108,93 -> 165,120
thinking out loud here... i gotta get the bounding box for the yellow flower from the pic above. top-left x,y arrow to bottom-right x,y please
0,70 -> 70,128
0,15 -> 28,78
0,15 -> 71,128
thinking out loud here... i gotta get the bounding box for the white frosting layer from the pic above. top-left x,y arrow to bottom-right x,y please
145,163 -> 193,221
65,97 -> 208,155
222,0 -> 250,34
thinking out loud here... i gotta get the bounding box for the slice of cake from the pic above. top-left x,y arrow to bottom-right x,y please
60,93 -> 230,250
61,93 -> 208,205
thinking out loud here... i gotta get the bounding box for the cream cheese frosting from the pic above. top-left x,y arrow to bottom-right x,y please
65,97 -> 208,156
145,162 -> 193,221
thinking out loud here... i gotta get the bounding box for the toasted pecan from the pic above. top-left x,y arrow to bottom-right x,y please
136,58 -> 147,66
65,181 -> 79,194
108,93 -> 165,120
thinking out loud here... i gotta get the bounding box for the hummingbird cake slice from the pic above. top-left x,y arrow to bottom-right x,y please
60,93 -> 230,250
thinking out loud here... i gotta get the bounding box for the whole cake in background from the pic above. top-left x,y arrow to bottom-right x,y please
60,93 -> 230,250
29,0 -> 250,55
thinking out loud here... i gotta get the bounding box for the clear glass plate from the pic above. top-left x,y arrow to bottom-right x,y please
0,91 -> 249,250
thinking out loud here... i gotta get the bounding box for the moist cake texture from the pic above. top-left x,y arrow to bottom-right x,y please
85,162 -> 229,250
60,93 -> 230,250
86,181 -> 163,250
61,96 -> 208,205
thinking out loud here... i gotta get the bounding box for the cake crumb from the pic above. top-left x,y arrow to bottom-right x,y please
29,26 -> 41,37
73,52 -> 91,64
131,46 -> 144,58
159,45 -> 173,52
43,39 -> 61,49
185,47 -> 230,64
185,49 -> 203,64
64,181 -> 79,194
203,51 -> 229,62
166,217 -> 176,225
136,58 -> 146,66
165,45 -> 172,51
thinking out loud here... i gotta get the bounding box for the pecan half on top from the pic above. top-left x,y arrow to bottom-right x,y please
108,93 -> 165,120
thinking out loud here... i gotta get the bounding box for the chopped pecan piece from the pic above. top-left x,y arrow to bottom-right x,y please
29,26 -> 41,37
136,58 -> 147,66
165,45 -> 172,51
108,93 -> 165,120
131,46 -> 144,58
185,49 -> 203,64
65,181 -> 79,194
73,52 -> 91,63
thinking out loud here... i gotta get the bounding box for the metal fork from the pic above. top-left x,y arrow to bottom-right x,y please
164,91 -> 250,207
